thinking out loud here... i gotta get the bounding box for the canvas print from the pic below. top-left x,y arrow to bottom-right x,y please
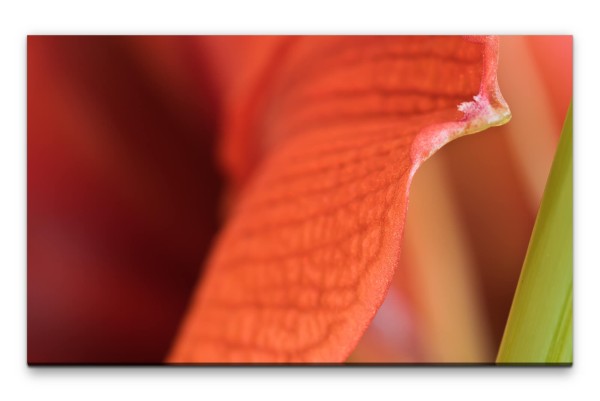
27,35 -> 572,364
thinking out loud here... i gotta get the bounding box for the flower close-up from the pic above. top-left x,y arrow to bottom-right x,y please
27,35 -> 572,364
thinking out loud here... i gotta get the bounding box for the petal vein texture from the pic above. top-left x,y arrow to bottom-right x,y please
169,36 -> 511,363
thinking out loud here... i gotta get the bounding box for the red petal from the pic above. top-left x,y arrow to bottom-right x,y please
169,36 -> 510,363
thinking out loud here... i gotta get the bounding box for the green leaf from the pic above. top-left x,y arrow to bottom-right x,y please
496,104 -> 573,364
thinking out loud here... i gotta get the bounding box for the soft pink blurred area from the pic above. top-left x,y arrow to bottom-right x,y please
527,36 -> 573,132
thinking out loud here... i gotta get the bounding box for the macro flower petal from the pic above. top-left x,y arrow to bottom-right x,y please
168,36 -> 511,363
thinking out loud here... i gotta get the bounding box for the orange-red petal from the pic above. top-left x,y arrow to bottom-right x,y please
169,36 -> 510,363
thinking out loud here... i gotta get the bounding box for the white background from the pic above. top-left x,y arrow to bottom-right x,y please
1,1 -> 598,400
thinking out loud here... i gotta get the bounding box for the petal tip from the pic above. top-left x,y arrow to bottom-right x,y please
458,92 -> 512,129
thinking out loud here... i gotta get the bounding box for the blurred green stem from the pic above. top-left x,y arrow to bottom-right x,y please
496,104 -> 573,364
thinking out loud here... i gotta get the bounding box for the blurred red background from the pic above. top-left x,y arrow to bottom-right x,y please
28,36 -> 224,363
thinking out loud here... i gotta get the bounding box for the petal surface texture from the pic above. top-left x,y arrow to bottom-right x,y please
169,36 -> 510,363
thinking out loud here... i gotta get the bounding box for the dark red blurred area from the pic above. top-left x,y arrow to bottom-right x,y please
27,36 -> 224,363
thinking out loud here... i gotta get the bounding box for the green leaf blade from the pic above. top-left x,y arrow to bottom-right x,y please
496,104 -> 573,365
